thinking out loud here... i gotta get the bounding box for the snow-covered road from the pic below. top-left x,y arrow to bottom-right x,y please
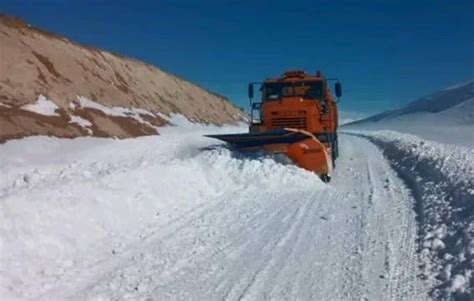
77,135 -> 425,301
1,121 -> 431,300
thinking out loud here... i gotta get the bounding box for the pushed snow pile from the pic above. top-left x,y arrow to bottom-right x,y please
348,130 -> 474,300
0,117 -> 323,299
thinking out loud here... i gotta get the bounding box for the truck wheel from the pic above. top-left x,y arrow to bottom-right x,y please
320,174 -> 331,183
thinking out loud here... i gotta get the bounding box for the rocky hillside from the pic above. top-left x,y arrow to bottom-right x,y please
0,14 -> 247,143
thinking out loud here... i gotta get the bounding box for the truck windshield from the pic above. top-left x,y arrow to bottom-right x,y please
263,81 -> 323,101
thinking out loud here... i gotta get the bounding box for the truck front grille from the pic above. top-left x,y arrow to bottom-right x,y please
271,117 -> 307,129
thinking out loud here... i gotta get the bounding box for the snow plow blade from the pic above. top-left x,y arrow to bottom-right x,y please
205,129 -> 332,177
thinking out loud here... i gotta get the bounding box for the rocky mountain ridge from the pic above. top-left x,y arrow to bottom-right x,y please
0,14 -> 246,142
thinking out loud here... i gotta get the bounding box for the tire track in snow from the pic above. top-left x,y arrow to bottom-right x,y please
332,135 -> 425,301
231,198 -> 318,300
355,138 -> 424,301
383,171 -> 421,300
74,192 -> 307,300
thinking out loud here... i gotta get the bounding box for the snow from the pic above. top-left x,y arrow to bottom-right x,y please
450,275 -> 466,293
69,115 -> 92,134
346,129 -> 474,299
344,80 -> 474,148
3,88 -> 473,299
344,108 -> 474,147
342,80 -> 473,299
339,110 -> 370,125
0,117 -> 429,300
442,79 -> 474,91
20,95 -> 60,116
71,96 -> 160,130
431,238 -> 445,251
75,95 -> 155,117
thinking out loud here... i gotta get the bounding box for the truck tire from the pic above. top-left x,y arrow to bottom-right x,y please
320,174 -> 331,183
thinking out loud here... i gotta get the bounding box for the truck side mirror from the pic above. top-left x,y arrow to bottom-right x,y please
335,82 -> 342,98
248,83 -> 254,99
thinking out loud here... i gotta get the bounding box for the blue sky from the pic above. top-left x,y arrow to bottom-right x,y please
1,0 -> 473,114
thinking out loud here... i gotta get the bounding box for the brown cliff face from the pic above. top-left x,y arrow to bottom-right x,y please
0,14 -> 247,142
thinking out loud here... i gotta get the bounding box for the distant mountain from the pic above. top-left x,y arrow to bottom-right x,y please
343,80 -> 474,147
346,80 -> 474,126
338,111 -> 370,125
0,14 -> 246,143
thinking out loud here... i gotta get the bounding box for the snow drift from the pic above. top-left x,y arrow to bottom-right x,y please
0,116 -> 324,299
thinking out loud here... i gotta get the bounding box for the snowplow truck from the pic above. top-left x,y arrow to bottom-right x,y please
207,70 -> 341,182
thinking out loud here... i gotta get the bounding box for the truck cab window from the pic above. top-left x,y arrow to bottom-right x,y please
263,81 -> 323,100
297,81 -> 323,99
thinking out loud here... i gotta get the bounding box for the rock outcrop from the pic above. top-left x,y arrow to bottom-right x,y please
0,14 -> 246,142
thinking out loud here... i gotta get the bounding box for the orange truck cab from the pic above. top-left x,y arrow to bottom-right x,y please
249,70 -> 341,165
206,70 -> 342,182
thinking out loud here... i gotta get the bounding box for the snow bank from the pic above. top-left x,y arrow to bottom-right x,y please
0,116 -> 321,299
20,95 -> 60,116
347,130 -> 474,300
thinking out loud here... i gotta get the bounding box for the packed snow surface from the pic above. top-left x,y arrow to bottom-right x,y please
4,116 -> 473,300
20,95 -> 60,116
346,130 -> 474,299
